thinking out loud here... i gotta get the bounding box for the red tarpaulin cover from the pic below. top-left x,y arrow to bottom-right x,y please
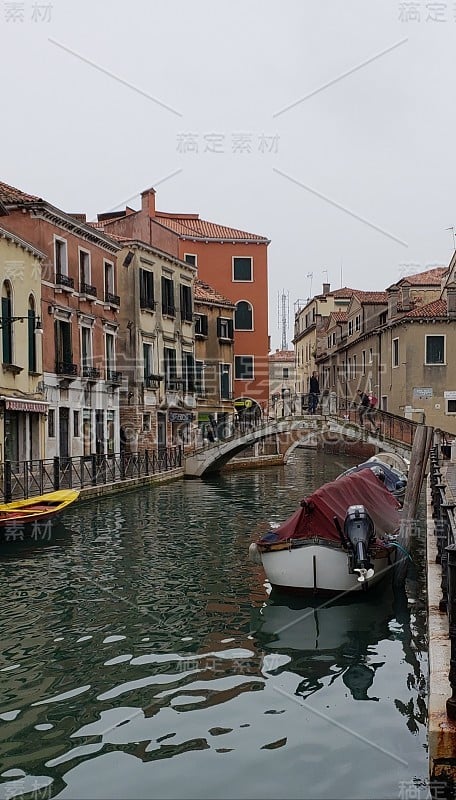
261,469 -> 401,543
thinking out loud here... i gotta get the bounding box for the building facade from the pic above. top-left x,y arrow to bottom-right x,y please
0,228 -> 46,462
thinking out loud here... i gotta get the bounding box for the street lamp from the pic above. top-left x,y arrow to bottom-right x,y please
0,316 -> 43,332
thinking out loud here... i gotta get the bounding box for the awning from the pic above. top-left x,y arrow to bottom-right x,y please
3,398 -> 48,414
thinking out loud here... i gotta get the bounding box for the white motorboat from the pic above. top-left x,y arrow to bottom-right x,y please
249,468 -> 402,594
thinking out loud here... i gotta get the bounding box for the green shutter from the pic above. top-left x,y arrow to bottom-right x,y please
2,297 -> 12,364
28,310 -> 36,372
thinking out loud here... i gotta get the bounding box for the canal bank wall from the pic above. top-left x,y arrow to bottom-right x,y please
428,462 -> 456,793
76,467 -> 184,503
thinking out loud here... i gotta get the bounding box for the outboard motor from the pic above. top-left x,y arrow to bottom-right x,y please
344,504 -> 375,582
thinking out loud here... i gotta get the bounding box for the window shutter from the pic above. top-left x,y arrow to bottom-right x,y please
227,319 -> 234,340
216,317 -> 222,338
201,315 -> 208,336
28,310 -> 36,372
2,297 -> 11,364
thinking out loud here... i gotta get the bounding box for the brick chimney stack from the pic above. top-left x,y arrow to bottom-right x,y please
322,283 -> 330,295
141,188 -> 156,218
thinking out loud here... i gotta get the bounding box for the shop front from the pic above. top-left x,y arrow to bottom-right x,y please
1,397 -> 48,464
169,410 -> 194,446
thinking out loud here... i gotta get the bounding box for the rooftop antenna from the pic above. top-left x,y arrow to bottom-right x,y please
322,268 -> 329,284
306,272 -> 313,299
340,258 -> 343,288
446,227 -> 456,251
278,290 -> 290,351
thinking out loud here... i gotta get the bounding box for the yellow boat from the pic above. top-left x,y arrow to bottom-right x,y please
0,489 -> 79,527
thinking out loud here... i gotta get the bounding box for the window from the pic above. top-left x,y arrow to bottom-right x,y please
194,314 -> 208,336
164,347 -> 177,388
348,357 -> 352,380
348,320 -> 354,336
180,284 -> 193,322
81,326 -> 92,370
195,361 -> 205,395
332,332 -> 337,346
104,260 -> 115,299
355,314 -> 361,332
235,355 -> 254,380
235,301 -> 253,330
143,412 -> 151,432
184,254 -> 197,266
143,342 -> 154,380
233,256 -> 252,282
327,335 -> 331,349
369,347 -> 373,364
161,276 -> 175,316
105,332 -> 115,378
283,367 -> 289,379
140,269 -> 155,310
362,350 -> 366,376
220,363 -> 231,399
48,409 -> 55,438
392,338 -> 399,368
182,352 -> 195,392
79,250 -> 91,291
28,295 -> 36,373
217,317 -> 234,340
426,335 -> 445,364
447,400 -> 456,414
83,409 -> 91,455
55,237 -> 68,276
353,355 -> 357,377
2,282 -> 12,365
73,410 -> 80,437
55,319 -> 72,370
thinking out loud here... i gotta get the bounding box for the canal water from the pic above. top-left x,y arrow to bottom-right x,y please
0,449 -> 428,800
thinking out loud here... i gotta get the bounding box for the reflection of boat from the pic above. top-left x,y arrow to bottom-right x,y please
0,489 -> 79,532
336,453 -> 408,505
249,469 -> 401,594
253,586 -> 394,701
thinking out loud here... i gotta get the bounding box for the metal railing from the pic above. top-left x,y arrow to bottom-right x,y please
333,396 -> 418,447
429,446 -> 456,719
0,446 -> 182,502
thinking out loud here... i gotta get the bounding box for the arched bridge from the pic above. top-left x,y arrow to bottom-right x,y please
183,409 -> 417,478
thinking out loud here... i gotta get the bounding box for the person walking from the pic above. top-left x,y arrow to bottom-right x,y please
357,390 -> 378,432
309,371 -> 320,415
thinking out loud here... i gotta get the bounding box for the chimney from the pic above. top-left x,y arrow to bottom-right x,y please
141,188 -> 156,218
322,283 -> 330,296
447,282 -> 456,319
388,287 -> 399,319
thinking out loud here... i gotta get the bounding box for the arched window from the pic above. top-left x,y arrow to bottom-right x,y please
2,282 -> 12,365
28,295 -> 36,372
235,301 -> 253,331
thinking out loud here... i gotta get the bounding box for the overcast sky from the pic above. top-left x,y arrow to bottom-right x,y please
3,0 -> 455,347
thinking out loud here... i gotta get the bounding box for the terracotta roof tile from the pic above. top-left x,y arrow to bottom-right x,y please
155,212 -> 269,243
0,180 -> 41,204
194,279 -> 234,307
352,290 -> 388,304
404,298 -> 447,318
398,267 -> 447,286
331,312 -> 348,323
268,350 -> 295,362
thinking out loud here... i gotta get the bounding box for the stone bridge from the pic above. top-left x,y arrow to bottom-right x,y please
183,414 -> 414,477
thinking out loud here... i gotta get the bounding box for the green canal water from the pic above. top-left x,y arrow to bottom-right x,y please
0,450 -> 428,799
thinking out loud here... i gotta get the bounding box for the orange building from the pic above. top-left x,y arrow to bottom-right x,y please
98,188 -> 270,412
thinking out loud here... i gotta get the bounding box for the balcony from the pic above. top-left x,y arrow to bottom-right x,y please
80,282 -> 97,298
56,362 -> 78,377
145,374 -> 163,389
166,378 -> 184,392
55,273 -> 74,290
106,369 -> 122,385
82,366 -> 100,382
104,292 -> 120,308
140,297 -> 157,311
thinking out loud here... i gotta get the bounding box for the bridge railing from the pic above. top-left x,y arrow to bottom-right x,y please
332,396 -> 418,447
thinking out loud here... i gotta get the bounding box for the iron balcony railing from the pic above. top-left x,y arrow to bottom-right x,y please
0,447 -> 183,503
56,362 -> 78,376
55,273 -> 74,289
106,369 -> 122,384
80,282 -> 97,297
104,292 -> 120,307
82,366 -> 100,381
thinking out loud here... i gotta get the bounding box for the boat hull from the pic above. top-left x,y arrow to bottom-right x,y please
0,489 -> 79,528
258,540 -> 393,594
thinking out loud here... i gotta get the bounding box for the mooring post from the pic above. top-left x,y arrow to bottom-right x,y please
445,544 -> 456,718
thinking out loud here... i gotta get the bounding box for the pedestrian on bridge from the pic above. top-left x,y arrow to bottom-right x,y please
309,371 -> 320,415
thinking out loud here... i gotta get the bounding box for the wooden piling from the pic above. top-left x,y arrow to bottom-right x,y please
394,424 -> 434,585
